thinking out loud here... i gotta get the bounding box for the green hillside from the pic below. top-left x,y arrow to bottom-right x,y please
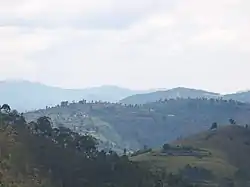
0,105 -> 195,187
131,125 -> 250,187
25,98 -> 250,152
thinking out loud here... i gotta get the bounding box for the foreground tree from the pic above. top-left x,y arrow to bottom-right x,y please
0,105 -> 198,187
0,104 -> 11,113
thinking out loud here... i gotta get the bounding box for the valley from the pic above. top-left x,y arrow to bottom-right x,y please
24,98 -> 250,153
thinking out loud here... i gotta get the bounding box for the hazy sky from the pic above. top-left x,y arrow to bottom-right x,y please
1,0 -> 250,93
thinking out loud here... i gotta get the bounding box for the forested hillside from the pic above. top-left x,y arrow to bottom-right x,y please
0,104 -> 195,187
25,98 -> 250,152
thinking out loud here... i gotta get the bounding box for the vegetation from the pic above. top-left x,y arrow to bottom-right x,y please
25,98 -> 250,152
131,125 -> 250,187
2,96 -> 250,186
0,105 -> 196,187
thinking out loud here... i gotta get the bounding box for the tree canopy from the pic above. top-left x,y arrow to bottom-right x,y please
0,104 -> 196,187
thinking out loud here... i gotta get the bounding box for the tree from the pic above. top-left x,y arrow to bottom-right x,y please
11,109 -> 18,116
123,148 -> 127,155
229,119 -> 236,125
61,101 -> 69,107
36,116 -> 53,136
0,104 -> 11,128
79,99 -> 87,104
0,104 -> 11,113
210,122 -> 218,130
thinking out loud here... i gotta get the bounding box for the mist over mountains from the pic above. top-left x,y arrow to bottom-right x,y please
0,80 -> 147,111
1,80 -> 250,111
120,87 -> 221,104
121,88 -> 250,105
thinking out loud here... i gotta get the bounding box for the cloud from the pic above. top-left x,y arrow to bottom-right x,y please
0,0 -> 250,93
1,0 -> 170,29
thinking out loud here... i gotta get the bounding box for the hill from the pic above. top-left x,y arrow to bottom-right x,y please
120,87 -> 220,105
0,106 -> 195,187
224,91 -> 250,103
131,125 -> 250,187
2,80 -> 250,111
0,80 -> 146,111
24,98 -> 250,153
120,87 -> 250,105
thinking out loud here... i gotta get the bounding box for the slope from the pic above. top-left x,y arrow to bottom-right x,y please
25,98 -> 250,152
120,87 -> 220,105
131,125 -> 250,186
0,108 -> 195,187
0,121 -> 54,187
224,91 -> 250,103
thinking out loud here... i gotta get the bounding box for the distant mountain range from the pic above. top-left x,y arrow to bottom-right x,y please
0,80 -> 151,111
120,87 -> 250,105
120,87 -> 220,104
223,91 -> 250,103
1,80 -> 250,111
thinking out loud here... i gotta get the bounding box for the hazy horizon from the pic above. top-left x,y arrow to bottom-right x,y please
1,78 -> 250,95
1,0 -> 250,94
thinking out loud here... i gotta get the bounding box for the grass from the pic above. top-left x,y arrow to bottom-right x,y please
131,125 -> 250,186
131,149 -> 236,177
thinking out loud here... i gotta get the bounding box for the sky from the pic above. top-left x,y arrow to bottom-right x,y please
0,0 -> 250,93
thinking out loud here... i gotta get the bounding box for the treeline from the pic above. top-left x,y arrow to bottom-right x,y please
0,104 -> 195,187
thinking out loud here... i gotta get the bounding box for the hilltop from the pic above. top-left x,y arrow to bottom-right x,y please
24,98 -> 250,152
120,87 -> 250,105
224,90 -> 250,103
0,80 -> 146,111
131,125 -> 250,187
2,80 -> 250,111
120,87 -> 220,105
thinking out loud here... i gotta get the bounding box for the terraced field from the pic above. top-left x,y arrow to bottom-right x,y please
131,126 -> 250,187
